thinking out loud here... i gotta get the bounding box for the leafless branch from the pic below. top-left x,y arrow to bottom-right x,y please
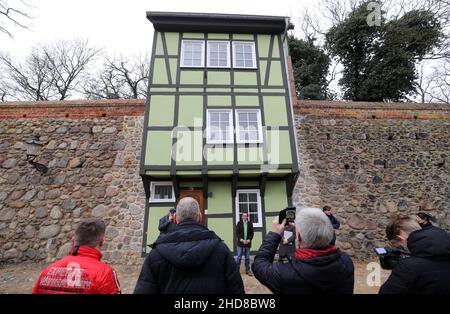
83,54 -> 149,100
0,0 -> 33,37
43,39 -> 101,100
0,39 -> 99,101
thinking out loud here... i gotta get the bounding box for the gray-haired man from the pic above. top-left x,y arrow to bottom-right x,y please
252,207 -> 354,294
134,197 -> 244,294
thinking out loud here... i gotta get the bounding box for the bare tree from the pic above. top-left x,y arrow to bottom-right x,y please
83,54 -> 149,99
413,61 -> 434,103
0,39 -> 99,101
43,39 -> 101,100
0,0 -> 32,37
429,59 -> 450,103
0,49 -> 55,101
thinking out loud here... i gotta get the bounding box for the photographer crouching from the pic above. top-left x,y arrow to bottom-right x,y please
379,215 -> 450,294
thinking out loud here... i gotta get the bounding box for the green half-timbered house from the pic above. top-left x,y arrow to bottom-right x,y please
140,12 -> 299,255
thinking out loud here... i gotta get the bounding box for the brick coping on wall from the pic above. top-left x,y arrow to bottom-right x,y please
295,100 -> 450,120
1,98 -> 449,119
0,99 -> 146,119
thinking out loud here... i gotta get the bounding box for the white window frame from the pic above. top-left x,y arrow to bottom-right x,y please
149,181 -> 175,203
207,40 -> 231,68
235,189 -> 263,228
235,109 -> 263,144
180,40 -> 205,68
206,109 -> 234,144
232,41 -> 257,69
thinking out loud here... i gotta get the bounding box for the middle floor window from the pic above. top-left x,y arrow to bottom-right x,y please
206,109 -> 263,144
235,109 -> 263,143
206,109 -> 233,144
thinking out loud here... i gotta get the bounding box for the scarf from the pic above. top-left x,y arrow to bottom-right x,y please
294,245 -> 338,260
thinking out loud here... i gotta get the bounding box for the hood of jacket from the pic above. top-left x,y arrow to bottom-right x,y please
407,227 -> 450,260
151,221 -> 222,269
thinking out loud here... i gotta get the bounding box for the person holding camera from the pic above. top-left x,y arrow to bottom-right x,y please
278,223 -> 296,262
134,197 -> 244,294
158,208 -> 176,234
252,207 -> 354,294
32,218 -> 121,294
379,215 -> 450,294
323,205 -> 340,245
235,212 -> 254,276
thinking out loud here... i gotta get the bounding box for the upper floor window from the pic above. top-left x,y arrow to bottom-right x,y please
232,42 -> 256,69
235,109 -> 263,143
207,41 -> 230,68
206,109 -> 233,144
181,40 -> 205,67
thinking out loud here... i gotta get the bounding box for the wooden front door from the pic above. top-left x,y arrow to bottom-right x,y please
178,189 -> 205,225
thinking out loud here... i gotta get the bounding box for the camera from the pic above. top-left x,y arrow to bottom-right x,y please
373,247 -> 409,270
279,207 -> 296,224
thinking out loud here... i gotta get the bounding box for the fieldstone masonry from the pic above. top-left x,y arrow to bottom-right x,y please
294,101 -> 450,259
0,100 -> 145,264
0,99 -> 449,264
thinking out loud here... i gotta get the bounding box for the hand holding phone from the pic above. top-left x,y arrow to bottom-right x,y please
279,207 -> 296,224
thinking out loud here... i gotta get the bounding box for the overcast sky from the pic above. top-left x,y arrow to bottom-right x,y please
2,0 -> 314,59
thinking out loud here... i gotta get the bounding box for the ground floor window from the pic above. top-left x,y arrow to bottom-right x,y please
235,189 -> 262,227
150,181 -> 175,203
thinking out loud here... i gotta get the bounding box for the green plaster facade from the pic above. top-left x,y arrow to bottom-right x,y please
140,12 -> 299,255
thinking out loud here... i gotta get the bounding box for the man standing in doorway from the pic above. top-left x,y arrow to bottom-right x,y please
236,212 -> 254,276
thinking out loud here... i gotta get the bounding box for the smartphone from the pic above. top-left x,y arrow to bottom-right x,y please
279,207 -> 296,224
374,247 -> 387,255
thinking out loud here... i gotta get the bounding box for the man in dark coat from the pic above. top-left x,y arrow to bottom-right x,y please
323,205 -> 340,245
158,208 -> 176,234
235,212 -> 254,276
416,212 -> 437,230
379,215 -> 450,294
134,197 -> 244,294
252,207 -> 354,294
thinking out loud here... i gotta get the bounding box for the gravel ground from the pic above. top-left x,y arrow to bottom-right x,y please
0,259 -> 390,294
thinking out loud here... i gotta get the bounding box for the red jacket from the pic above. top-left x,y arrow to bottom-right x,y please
32,246 -> 121,294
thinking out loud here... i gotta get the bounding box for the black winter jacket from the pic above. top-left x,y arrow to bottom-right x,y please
379,227 -> 450,294
158,215 -> 175,234
327,215 -> 340,229
252,232 -> 354,294
327,215 -> 340,245
134,220 -> 245,294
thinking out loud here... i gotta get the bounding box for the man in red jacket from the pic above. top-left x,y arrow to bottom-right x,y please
32,218 -> 121,294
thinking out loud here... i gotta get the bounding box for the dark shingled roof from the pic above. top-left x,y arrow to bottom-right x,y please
146,11 -> 292,34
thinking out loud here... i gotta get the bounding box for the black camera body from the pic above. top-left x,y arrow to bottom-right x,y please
279,207 -> 296,224
373,247 -> 409,270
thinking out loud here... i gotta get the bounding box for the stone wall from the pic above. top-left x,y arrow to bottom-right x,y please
293,100 -> 450,260
1,99 -> 449,264
0,100 -> 146,264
